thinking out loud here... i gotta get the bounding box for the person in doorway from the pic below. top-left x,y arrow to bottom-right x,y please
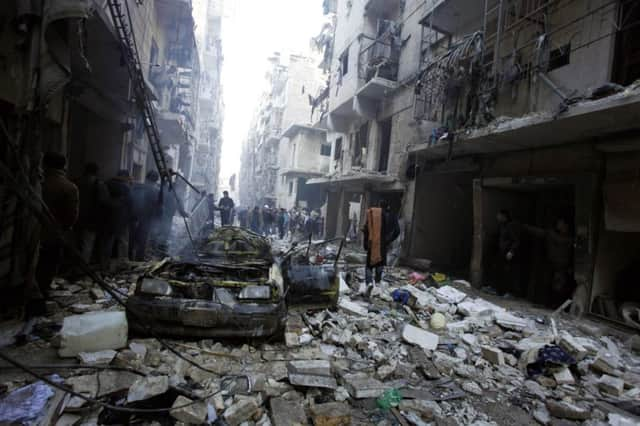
35,152 -> 79,306
218,191 -> 235,226
362,200 -> 400,295
523,217 -> 574,307
74,162 -> 109,263
99,170 -> 133,267
130,170 -> 161,261
495,209 -> 522,297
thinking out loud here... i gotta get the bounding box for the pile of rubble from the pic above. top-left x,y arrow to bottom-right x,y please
1,261 -> 640,425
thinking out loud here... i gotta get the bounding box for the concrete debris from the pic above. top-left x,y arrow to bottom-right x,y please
5,259 -> 640,426
170,396 -> 208,424
224,397 -> 261,426
310,402 -> 351,425
480,346 -> 504,365
127,375 -> 169,402
77,349 -> 117,365
402,324 -> 439,351
58,311 -> 128,357
546,400 -> 591,421
435,286 -> 467,304
598,374 -> 625,396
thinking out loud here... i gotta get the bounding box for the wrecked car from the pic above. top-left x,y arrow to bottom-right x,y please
126,227 -> 341,338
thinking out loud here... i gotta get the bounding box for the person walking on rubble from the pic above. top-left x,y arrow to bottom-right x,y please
362,200 -> 400,295
219,190 -> 235,226
34,152 -> 79,312
523,217 -> 574,308
495,209 -> 522,297
74,162 -> 109,263
130,170 -> 161,261
99,170 -> 133,267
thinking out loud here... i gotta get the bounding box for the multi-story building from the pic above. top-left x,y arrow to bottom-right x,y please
0,0 -> 201,307
239,53 -> 325,209
194,0 -> 225,198
310,0 -> 640,322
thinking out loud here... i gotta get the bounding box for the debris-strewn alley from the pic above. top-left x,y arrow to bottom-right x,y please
2,0 -> 640,425
1,240 -> 639,425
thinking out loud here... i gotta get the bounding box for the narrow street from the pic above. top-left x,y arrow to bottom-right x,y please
1,0 -> 640,425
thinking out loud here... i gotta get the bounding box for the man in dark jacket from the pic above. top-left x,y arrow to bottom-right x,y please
36,152 -> 79,301
99,170 -> 133,267
130,170 -> 161,261
362,200 -> 400,294
219,191 -> 235,226
74,163 -> 109,263
495,209 -> 522,296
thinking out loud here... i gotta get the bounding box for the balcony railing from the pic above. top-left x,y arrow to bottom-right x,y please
358,38 -> 400,83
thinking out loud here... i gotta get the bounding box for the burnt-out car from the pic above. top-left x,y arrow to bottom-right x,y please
126,227 -> 340,338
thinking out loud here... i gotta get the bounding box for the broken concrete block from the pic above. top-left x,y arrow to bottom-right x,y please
269,397 -> 306,426
545,400 -> 591,421
398,399 -> 442,420
223,398 -> 260,426
553,368 -> 575,385
310,402 -> 350,426
376,363 -> 396,381
434,286 -> 466,304
77,349 -> 117,365
402,324 -> 438,351
344,374 -> 386,399
338,298 -> 368,316
432,351 -> 462,375
461,381 -> 483,396
599,374 -> 625,396
288,359 -> 336,389
481,346 -> 504,365
494,312 -> 528,331
532,406 -> 551,425
559,332 -> 588,361
58,311 -> 127,357
170,396 -> 208,424
591,353 -> 621,376
66,371 -> 138,398
457,298 -> 504,317
127,375 -> 169,403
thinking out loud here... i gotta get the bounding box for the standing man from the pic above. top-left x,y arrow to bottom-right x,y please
495,209 -> 522,296
36,152 -> 79,302
276,208 -> 286,239
362,200 -> 400,295
130,170 -> 161,261
250,206 -> 261,234
100,170 -> 133,267
238,207 -> 249,229
74,163 -> 109,263
219,191 -> 235,226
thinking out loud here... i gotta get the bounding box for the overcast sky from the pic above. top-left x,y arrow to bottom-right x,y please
193,0 -> 325,189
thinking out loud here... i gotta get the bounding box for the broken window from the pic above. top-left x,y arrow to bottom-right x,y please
334,137 -> 343,160
352,123 -> 369,168
320,144 -> 331,156
613,0 -> 640,85
340,48 -> 350,76
548,43 -> 571,72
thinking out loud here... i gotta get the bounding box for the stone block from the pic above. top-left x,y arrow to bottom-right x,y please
344,374 -> 386,399
270,397 -> 306,426
553,368 -> 575,385
402,324 -> 438,351
310,402 -> 350,426
546,400 -> 590,421
127,376 -> 169,403
599,374 -> 625,396
223,398 -> 261,426
58,311 -> 128,357
170,396 -> 208,424
481,346 -> 504,366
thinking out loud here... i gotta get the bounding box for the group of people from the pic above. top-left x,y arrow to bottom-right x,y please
33,152 -> 185,314
235,205 -> 325,240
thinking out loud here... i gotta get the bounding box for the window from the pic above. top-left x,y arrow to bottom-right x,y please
334,137 -> 343,160
320,144 -> 331,156
288,181 -> 294,195
548,43 -> 571,71
340,48 -> 349,76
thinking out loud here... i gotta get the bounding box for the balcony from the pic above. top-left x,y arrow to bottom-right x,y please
419,0 -> 486,35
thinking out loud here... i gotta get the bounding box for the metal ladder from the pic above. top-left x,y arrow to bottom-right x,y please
105,0 -> 171,182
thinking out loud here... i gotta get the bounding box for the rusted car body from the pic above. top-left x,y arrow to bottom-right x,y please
127,227 -> 340,338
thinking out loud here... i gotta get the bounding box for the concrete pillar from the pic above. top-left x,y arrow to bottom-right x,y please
470,179 -> 483,287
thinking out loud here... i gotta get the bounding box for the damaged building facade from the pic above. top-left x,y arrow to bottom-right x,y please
0,0 -> 205,308
305,0 -> 640,324
239,53 -> 326,209
193,0 -> 225,197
